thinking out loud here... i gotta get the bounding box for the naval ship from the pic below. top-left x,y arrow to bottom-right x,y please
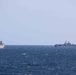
54,41 -> 76,47
0,41 -> 5,48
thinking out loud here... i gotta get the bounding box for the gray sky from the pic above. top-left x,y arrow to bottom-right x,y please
0,0 -> 76,45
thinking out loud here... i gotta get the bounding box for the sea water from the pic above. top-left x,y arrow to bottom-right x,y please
0,45 -> 76,75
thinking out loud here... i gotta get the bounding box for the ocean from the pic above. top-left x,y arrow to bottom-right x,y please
0,45 -> 76,75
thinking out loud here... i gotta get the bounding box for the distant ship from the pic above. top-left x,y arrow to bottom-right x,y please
0,41 -> 5,48
54,41 -> 76,47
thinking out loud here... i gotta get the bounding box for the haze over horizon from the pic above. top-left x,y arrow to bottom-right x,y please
0,0 -> 76,45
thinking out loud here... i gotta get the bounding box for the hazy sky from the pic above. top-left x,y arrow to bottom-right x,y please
0,0 -> 76,45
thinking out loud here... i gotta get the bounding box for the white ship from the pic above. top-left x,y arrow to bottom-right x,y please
0,41 -> 5,48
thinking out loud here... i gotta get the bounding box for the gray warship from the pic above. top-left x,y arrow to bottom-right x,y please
54,41 -> 76,47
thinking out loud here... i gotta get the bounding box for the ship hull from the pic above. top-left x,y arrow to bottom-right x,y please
54,44 -> 76,47
0,44 -> 5,48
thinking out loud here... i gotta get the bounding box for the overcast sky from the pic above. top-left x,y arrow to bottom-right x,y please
0,0 -> 76,45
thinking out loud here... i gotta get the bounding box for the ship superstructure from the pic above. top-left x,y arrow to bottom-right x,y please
0,41 -> 5,48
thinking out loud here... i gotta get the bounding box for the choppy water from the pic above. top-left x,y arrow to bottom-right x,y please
0,45 -> 76,75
